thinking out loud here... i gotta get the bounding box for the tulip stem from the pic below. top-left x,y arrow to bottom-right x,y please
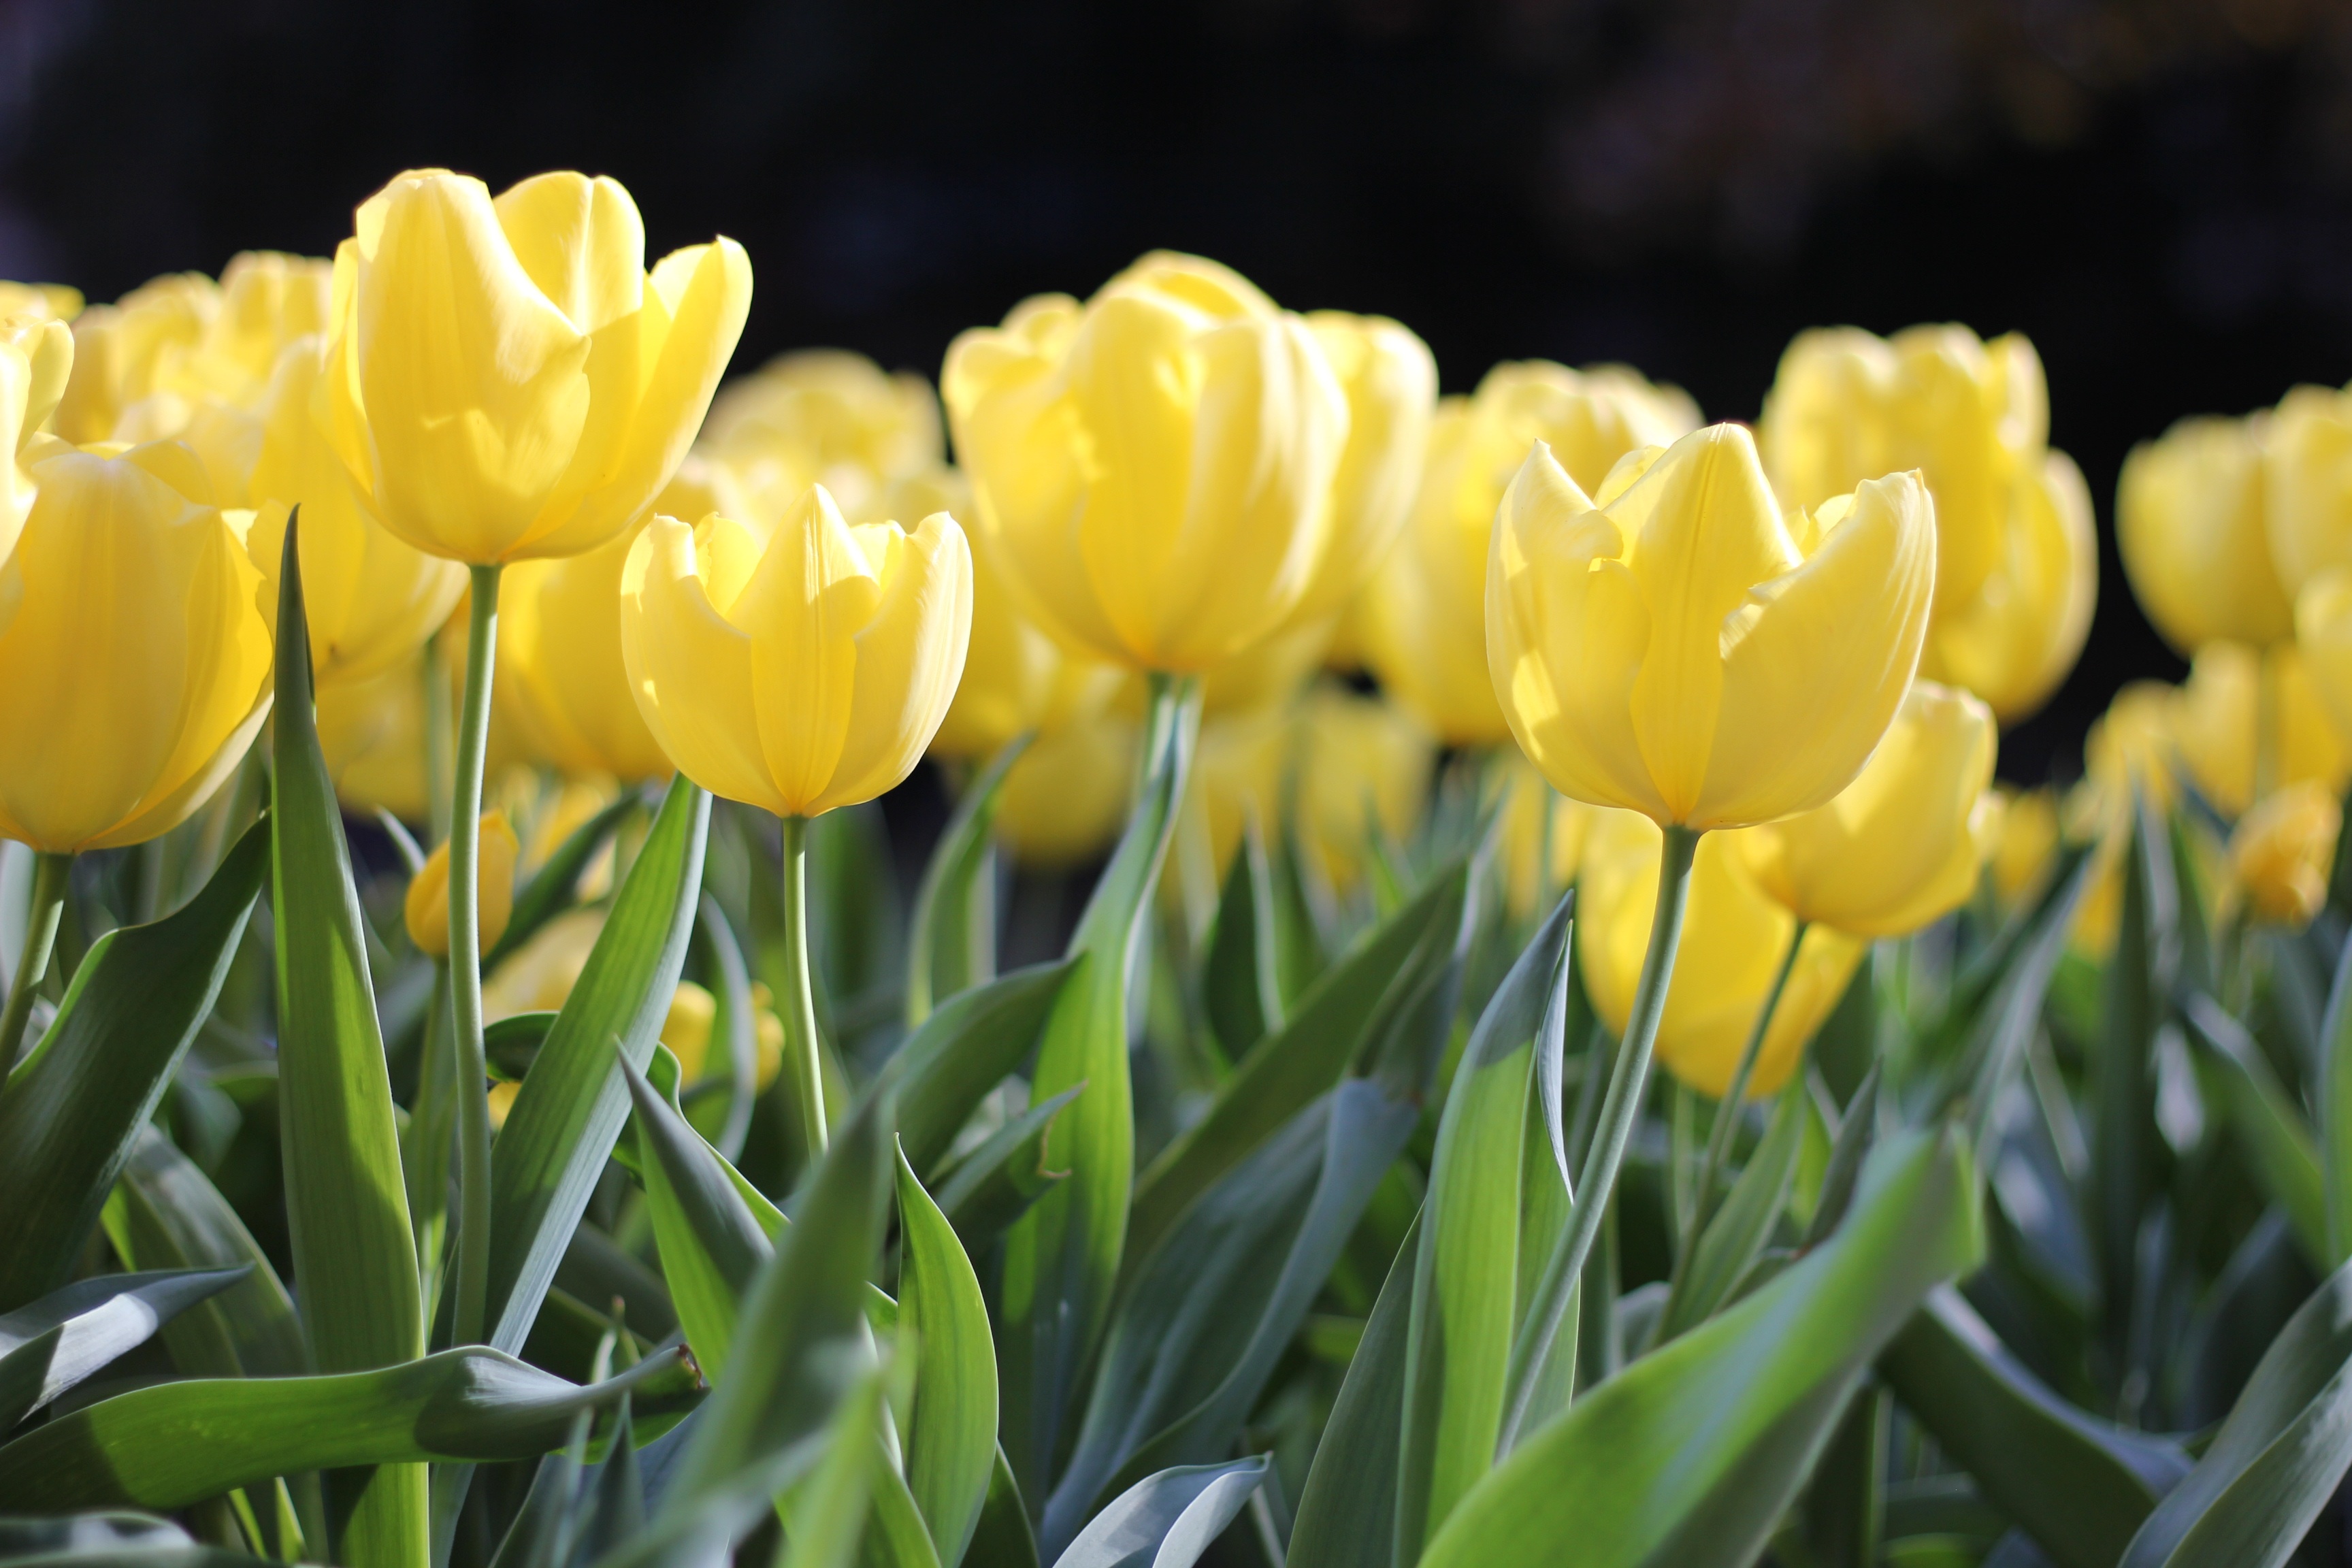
449,564 -> 502,1350
0,851 -> 71,1073
1677,918 -> 1808,1271
781,814 -> 829,1158
1497,823 -> 1701,1458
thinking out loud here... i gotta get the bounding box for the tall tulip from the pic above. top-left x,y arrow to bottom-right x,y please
2118,413 -> 2293,654
321,165 -> 749,1351
1484,421 -> 1932,1446
0,438 -> 274,1062
621,483 -> 971,1151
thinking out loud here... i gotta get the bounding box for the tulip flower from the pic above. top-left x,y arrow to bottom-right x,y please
2118,413 -> 2294,653
1495,753 -> 1592,919
0,281 -> 79,322
2169,641 -> 2347,819
316,653 -> 432,823
1366,361 -> 1699,743
2264,384 -> 2352,595
1289,311 -> 1436,625
942,250 -> 1348,673
994,714 -> 1140,870
621,483 -> 971,1152
2230,780 -> 2340,928
1759,324 -> 2095,723
404,811 -> 520,958
699,349 -> 945,529
0,439 -> 274,1062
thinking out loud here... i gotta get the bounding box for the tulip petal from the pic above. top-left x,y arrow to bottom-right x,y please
620,513 -> 777,813
818,512 -> 973,813
734,485 -> 882,815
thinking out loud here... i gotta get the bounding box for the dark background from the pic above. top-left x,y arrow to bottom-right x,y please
5,0 -> 2352,784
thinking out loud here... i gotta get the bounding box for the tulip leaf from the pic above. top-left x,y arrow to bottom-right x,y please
623,1052 -> 771,1384
894,1145 -> 998,1568
1288,1210 -> 1421,1568
484,789 -> 644,975
1416,1128 -> 1983,1568
864,1458 -> 945,1568
1878,1286 -> 2187,1568
0,1345 -> 701,1511
2322,936 -> 2352,1269
908,737 -> 1026,1026
999,681 -> 1198,1500
1201,824 -> 1287,1058
2093,804 -> 2168,1354
1940,844 -> 2094,1149
0,817 -> 267,1313
1049,1455 -> 1267,1568
1130,862 -> 1467,1271
2119,1253 -> 2352,1568
0,1267 -> 250,1433
484,1012 -> 559,1083
0,1510 -> 261,1568
2180,992 -> 2329,1269
934,1085 -> 1083,1252
485,773 -> 711,1356
1393,896 -> 1573,1554
1658,1079 -> 1808,1344
966,1448 -> 1041,1568
1803,1062 -> 1883,1250
862,959 -> 1080,1179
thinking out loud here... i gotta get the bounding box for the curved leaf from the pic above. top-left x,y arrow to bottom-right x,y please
896,1145 -> 998,1568
907,737 -> 1026,1026
0,1269 -> 248,1431
864,960 -> 1079,1179
624,1054 -> 770,1384
1288,1211 -> 1421,1568
1659,1081 -> 1807,1344
1049,1456 -> 1267,1568
935,1085 -> 1082,1252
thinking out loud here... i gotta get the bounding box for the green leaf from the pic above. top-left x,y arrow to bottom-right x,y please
1395,897 -> 1573,1554
1200,823 -> 1283,1058
2120,1254 -> 2352,1568
1050,1456 -> 1267,1568
895,1145 -> 998,1568
1878,1286 -> 2187,1568
486,774 -> 711,1355
1659,1080 -> 1808,1343
1941,845 -> 2094,1151
862,960 -> 1079,1179
1288,1211 -> 1421,1568
623,1054 -> 770,1384
268,514 -> 427,1568
908,738 -> 1026,1026
1130,863 -> 1467,1273
0,1345 -> 701,1511
1418,1128 -> 1983,1568
2180,993 -> 2327,1267
0,1269 -> 248,1431
862,1461 -> 945,1568
781,1359 -> 892,1568
0,819 -> 267,1311
934,1085 -> 1082,1252
2092,802 -> 2168,1352
2321,935 -> 2352,1267
999,679 -> 1197,1501
0,1511 -> 256,1568
1803,1063 -> 1882,1250
485,1012 -> 559,1082
484,790 -> 644,975
964,1449 -> 1039,1568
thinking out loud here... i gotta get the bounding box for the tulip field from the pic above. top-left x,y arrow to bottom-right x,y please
7,165 -> 2352,1568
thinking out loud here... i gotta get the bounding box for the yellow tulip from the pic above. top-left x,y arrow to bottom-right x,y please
942,250 -> 1349,672
1759,325 -> 2095,723
1486,424 -> 1936,831
993,713 -> 1139,869
1737,681 -> 1999,938
2118,413 -> 2293,653
619,484 -> 973,818
245,337 -> 467,688
1289,312 -> 1436,625
0,440 -> 273,853
1495,753 -> 1592,919
1198,613 -> 1335,718
1294,685 -> 1433,896
404,811 -> 519,957
51,272 -> 216,444
2169,641 -> 2347,818
699,349 -> 944,528
2264,384 -> 2352,595
0,282 -> 80,322
1990,786 -> 2060,909
1578,808 -> 1865,1100
1365,361 -> 1699,743
321,169 -> 751,565
0,314 -> 71,562
2230,780 -> 2340,928
2298,568 -> 2352,745
2065,681 -> 2183,957
316,653 -> 432,822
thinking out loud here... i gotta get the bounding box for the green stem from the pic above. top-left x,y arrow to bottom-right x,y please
1497,823 -> 1701,1455
1678,918 -> 1808,1262
781,814 -> 828,1156
0,851 -> 71,1072
449,564 -> 501,1349
424,627 -> 454,849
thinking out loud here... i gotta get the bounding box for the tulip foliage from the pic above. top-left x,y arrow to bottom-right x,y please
5,178 -> 2352,1568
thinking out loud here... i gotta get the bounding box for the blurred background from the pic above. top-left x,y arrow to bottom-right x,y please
3,0 -> 2350,783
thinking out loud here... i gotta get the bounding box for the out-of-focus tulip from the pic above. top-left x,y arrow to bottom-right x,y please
1289,312 -> 1436,625
1488,424 -> 1935,831
0,282 -> 80,322
0,440 -> 273,853
2295,568 -> 2352,750
994,713 -> 1139,869
1496,753 -> 1592,919
1294,686 -> 1433,896
942,251 -> 1348,672
1759,324 -> 2095,723
317,653 -> 432,822
321,169 -> 751,565
1579,808 -> 1865,1100
2264,385 -> 2352,595
2169,641 -> 2348,818
2066,681 -> 2183,957
620,485 -> 972,818
246,338 -> 468,687
1991,786 -> 2059,909
2230,780 -> 2340,928
2118,413 -> 2293,653
52,272 -> 216,444
699,350 -> 943,528
1737,681 -> 1999,938
1198,614 -> 1335,717
1166,703 -> 1293,925
1365,361 -> 1700,743
404,811 -> 519,957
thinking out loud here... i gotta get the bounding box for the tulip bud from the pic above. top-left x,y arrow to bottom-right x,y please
323,169 -> 751,565
2264,385 -> 2352,596
2168,641 -> 2347,819
1365,362 -> 1699,744
1737,681 -> 1999,938
1578,808 -> 1865,1100
0,440 -> 274,854
1294,686 -> 1433,897
2118,413 -> 2294,653
994,713 -> 1139,869
619,485 -> 973,818
1496,753 -> 1592,919
1486,425 -> 1936,831
2230,780 -> 2340,928
700,350 -> 945,529
942,251 -> 1349,672
404,811 -> 520,957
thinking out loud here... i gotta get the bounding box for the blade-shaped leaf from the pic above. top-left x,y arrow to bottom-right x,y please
936,1085 -> 1082,1252
110,1126 -> 306,1379
908,738 -> 1026,1026
1659,1080 -> 1808,1343
0,1512 -> 255,1568
2180,993 -> 2327,1267
624,1054 -> 771,1384
896,1145 -> 998,1568
2322,935 -> 2352,1267
1200,823 -> 1281,1058
1288,1210 -> 1421,1568
862,960 -> 1079,1179
1049,1456 -> 1267,1568
965,1449 -> 1040,1568
0,1269 -> 248,1431
0,819 -> 267,1311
